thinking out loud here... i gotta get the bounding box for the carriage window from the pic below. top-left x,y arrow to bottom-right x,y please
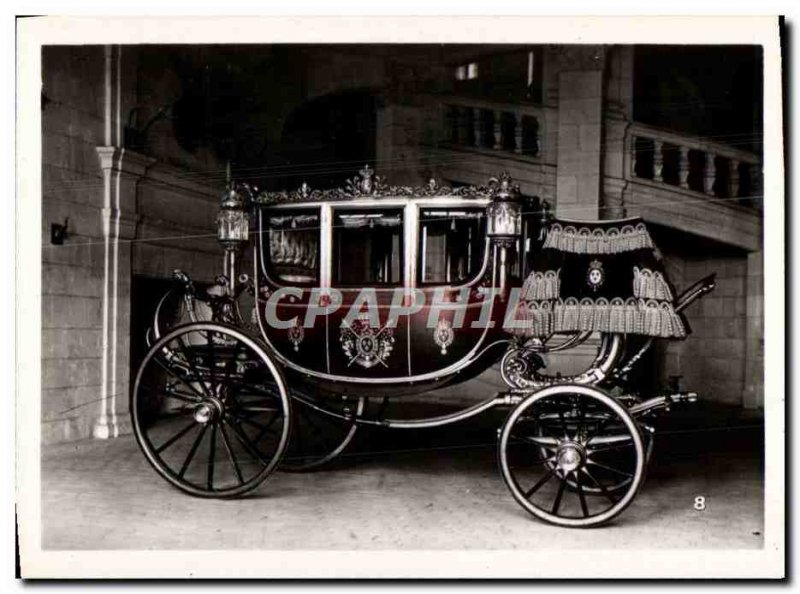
266,210 -> 320,285
333,209 -> 403,286
419,209 -> 485,284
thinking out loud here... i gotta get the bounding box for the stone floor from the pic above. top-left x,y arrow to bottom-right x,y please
40,401 -> 764,550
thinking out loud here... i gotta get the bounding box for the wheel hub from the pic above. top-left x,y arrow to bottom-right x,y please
556,442 -> 585,473
193,397 -> 224,424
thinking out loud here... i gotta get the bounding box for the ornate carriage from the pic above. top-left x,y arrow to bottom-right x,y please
132,167 -> 716,527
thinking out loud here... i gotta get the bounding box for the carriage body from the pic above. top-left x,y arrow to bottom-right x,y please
252,189 -> 515,396
133,168 -> 716,527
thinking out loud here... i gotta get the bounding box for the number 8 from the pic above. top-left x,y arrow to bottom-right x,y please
694,496 -> 706,511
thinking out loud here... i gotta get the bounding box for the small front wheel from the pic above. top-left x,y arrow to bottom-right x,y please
498,384 -> 645,527
132,323 -> 291,498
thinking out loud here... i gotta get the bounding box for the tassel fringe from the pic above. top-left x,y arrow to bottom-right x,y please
521,269 -> 561,300
543,222 -> 655,254
632,266 -> 674,300
511,297 -> 686,339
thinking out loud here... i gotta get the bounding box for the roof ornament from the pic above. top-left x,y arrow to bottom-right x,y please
298,181 -> 311,200
488,172 -> 521,201
347,164 -> 385,197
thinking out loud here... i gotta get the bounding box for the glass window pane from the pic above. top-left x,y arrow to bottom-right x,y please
419,208 -> 485,284
266,210 -> 320,284
333,209 -> 404,286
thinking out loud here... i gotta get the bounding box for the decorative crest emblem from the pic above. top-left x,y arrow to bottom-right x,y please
287,318 -> 305,352
586,259 -> 605,292
488,172 -> 520,200
433,318 -> 455,355
340,313 -> 395,368
346,164 -> 386,197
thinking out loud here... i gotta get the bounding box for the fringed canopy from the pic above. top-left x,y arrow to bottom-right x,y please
514,217 -> 688,339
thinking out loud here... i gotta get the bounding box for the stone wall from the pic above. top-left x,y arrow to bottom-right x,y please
681,256 -> 750,406
41,46 -> 228,444
41,46 -> 107,443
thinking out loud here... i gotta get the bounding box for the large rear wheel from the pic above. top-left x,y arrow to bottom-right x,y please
131,323 -> 291,498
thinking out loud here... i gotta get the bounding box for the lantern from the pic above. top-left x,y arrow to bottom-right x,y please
217,183 -> 251,247
486,173 -> 522,239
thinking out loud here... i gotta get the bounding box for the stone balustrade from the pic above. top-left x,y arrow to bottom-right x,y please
442,97 -> 546,159
627,122 -> 762,209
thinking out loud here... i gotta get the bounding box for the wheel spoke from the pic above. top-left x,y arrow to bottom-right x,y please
173,336 -> 213,400
164,392 -> 202,404
509,454 -> 556,470
234,415 -> 272,432
237,406 -> 280,413
575,471 -> 590,518
225,418 -> 269,467
223,340 -> 243,385
219,423 -> 245,485
551,476 -> 567,515
178,423 -> 208,478
524,466 -> 556,498
207,423 -> 217,490
587,459 -> 633,478
234,412 -> 280,444
510,433 -> 559,450
139,382 -> 200,405
588,442 -> 636,455
154,419 -> 198,454
588,434 -> 633,447
154,359 -> 205,400
206,330 -> 216,392
582,467 -> 619,505
153,406 -> 195,420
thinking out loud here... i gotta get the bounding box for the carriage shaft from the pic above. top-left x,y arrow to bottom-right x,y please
628,392 -> 698,418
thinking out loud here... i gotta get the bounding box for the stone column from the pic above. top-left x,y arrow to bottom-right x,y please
554,45 -> 606,220
742,250 -> 764,409
601,46 -> 634,220
93,148 -> 155,438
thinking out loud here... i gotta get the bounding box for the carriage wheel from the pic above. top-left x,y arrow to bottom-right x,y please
498,384 -> 645,527
132,323 -> 291,498
280,393 -> 366,472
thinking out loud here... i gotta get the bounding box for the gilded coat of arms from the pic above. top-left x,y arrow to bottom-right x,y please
340,313 -> 395,368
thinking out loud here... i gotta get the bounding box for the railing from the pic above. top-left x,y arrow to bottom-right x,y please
627,122 -> 762,209
440,96 -> 547,160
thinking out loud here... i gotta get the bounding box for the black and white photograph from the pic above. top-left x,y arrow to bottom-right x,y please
14,14 -> 785,578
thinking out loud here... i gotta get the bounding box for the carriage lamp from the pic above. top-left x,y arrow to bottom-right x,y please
486,174 -> 522,297
217,183 -> 251,246
486,175 -> 522,239
217,182 -> 252,296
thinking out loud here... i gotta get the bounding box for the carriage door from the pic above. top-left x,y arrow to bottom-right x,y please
327,207 -> 409,378
409,207 -> 488,376
259,208 -> 327,374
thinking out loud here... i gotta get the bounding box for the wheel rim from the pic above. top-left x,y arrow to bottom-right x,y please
280,394 -> 365,472
132,323 -> 291,498
498,385 -> 645,527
